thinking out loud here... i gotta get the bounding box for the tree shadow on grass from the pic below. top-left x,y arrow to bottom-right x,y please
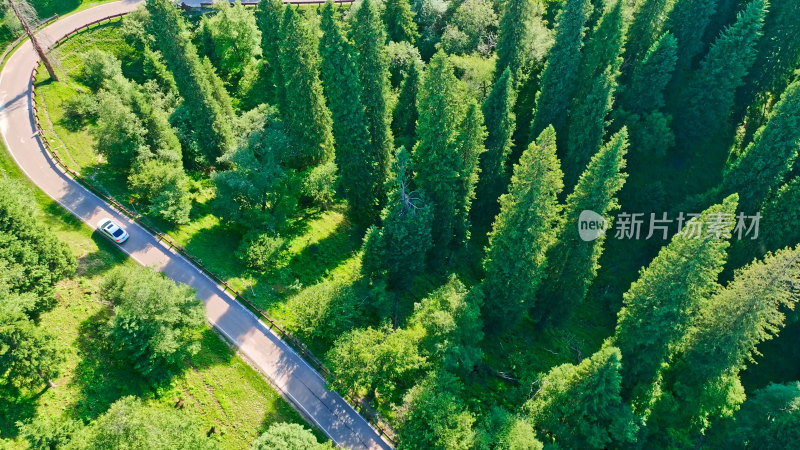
70,309 -> 150,421
185,328 -> 236,371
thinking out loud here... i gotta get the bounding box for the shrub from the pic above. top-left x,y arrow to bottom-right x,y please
81,49 -> 123,91
62,93 -> 98,128
301,161 -> 338,209
237,231 -> 287,272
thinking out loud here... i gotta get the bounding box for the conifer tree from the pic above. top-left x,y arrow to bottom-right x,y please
536,129 -> 628,327
624,33 -> 677,116
362,149 -> 433,291
647,246 -> 800,447
351,0 -> 394,214
564,0 -> 625,185
481,126 -> 563,329
530,0 -> 593,140
383,0 -> 419,44
622,0 -> 671,73
413,51 -> 470,269
319,2 -> 378,229
675,0 -> 765,153
725,382 -> 800,449
278,6 -> 335,169
524,346 -> 639,448
494,0 -> 539,84
145,0 -> 234,161
665,0 -> 719,73
453,101 -> 487,251
613,194 -> 738,410
737,0 -> 800,121
391,60 -> 421,152
716,79 -> 800,213
471,67 -> 517,246
256,0 -> 285,108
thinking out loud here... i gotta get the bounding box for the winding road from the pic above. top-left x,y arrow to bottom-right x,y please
0,1 -> 390,448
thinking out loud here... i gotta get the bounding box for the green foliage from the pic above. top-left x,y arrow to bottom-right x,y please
81,48 -> 123,91
470,67 -> 517,244
676,0 -> 765,153
301,160 -> 338,209
62,93 -> 98,129
614,195 -> 738,410
236,230 -> 287,272
255,0 -> 285,107
407,277 -> 484,373
199,0 -> 261,87
351,0 -> 394,221
128,160 -> 193,225
440,0 -> 498,56
475,407 -> 542,450
361,149 -> 433,291
665,0 -> 718,73
0,295 -> 62,399
648,246 -> 800,446
413,51 -> 478,268
278,6 -> 335,169
481,126 -> 563,329
101,266 -> 205,383
326,325 -> 427,407
146,0 -> 234,162
213,105 -> 296,228
623,0 -> 671,67
94,89 -> 149,169
384,0 -> 420,44
494,0 -> 541,84
252,422 -> 330,450
396,371 -> 476,449
530,0 -> 593,140
411,0 -> 449,59
717,78 -> 800,212
18,415 -> 83,450
73,397 -> 217,449
524,346 -> 639,448
319,2 -> 379,229
536,129 -> 628,327
0,177 -> 75,312
392,59 -> 422,151
564,0 -> 625,186
724,382 -> 800,449
754,177 -> 800,255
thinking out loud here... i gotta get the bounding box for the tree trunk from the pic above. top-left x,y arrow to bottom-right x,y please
7,0 -> 59,81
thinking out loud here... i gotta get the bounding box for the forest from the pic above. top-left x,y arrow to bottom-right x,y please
2,0 -> 800,448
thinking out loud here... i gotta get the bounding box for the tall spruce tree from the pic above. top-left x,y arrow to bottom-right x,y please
413,51 -> 471,269
351,0 -> 394,215
481,126 -> 563,329
665,0 -> 718,73
494,0 -> 539,84
622,0 -> 672,73
536,129 -> 628,327
453,101 -> 487,252
613,194 -> 738,411
715,79 -> 800,213
256,0 -> 285,109
647,246 -> 800,447
278,6 -> 335,169
319,2 -> 378,230
362,148 -> 433,292
724,382 -> 800,449
523,346 -> 639,449
391,60 -> 421,152
383,0 -> 419,44
145,0 -> 234,162
471,67 -> 517,246
737,0 -> 800,122
675,0 -> 765,155
564,0 -> 625,185
530,0 -> 593,140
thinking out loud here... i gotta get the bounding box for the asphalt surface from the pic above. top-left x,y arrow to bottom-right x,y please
0,1 -> 390,448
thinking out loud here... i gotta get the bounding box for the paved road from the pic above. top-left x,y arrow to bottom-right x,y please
0,2 -> 389,449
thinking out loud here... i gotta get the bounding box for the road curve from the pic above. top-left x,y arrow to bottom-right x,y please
0,2 -> 390,448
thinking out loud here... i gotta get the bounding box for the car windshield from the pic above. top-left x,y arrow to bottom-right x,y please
112,229 -> 124,238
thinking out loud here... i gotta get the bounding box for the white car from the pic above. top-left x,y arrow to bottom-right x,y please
97,218 -> 129,244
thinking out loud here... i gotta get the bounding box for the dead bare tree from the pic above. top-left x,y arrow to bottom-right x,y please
6,0 -> 59,81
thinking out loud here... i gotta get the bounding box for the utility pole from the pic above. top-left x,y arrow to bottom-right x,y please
7,0 -> 59,81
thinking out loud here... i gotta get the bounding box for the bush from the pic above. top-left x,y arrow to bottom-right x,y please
387,40 -> 423,87
301,161 -> 338,209
252,423 -> 330,450
128,160 -> 193,224
18,415 -> 83,450
81,49 -> 123,91
62,93 -> 98,129
237,231 -> 287,272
